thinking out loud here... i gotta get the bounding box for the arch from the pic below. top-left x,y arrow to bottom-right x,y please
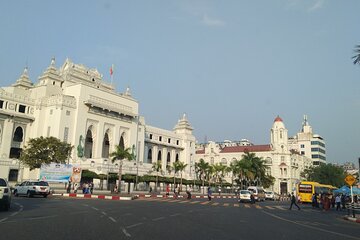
157,150 -> 162,161
147,148 -> 152,163
119,135 -> 125,150
13,126 -> 23,142
175,153 -> 179,162
231,158 -> 237,164
221,158 -> 227,165
102,131 -> 110,158
166,152 -> 171,166
84,128 -> 93,158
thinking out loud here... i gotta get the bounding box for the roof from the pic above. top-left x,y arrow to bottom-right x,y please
196,149 -> 205,154
219,145 -> 272,153
274,115 -> 283,122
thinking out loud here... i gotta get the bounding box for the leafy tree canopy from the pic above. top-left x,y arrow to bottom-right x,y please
300,163 -> 346,187
20,136 -> 73,170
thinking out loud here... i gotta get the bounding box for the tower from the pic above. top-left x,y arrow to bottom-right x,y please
270,115 -> 288,152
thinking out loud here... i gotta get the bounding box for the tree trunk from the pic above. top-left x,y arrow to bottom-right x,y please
180,172 -> 183,192
156,173 -> 158,192
118,162 -> 123,193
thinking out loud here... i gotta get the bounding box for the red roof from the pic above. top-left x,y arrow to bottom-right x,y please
274,115 -> 283,122
220,145 -> 272,153
196,149 -> 205,154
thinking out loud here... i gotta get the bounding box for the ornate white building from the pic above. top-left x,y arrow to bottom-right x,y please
0,59 -> 196,186
195,116 -> 313,195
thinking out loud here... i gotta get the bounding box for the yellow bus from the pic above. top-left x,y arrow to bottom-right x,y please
297,181 -> 337,203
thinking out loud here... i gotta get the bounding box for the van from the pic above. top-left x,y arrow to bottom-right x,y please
247,186 -> 265,201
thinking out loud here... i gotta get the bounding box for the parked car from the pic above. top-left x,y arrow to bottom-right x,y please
247,186 -> 266,201
239,190 -> 252,203
0,178 -> 11,211
265,191 -> 275,200
14,181 -> 50,198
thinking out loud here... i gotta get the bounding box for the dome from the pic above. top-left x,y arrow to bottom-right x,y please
274,115 -> 283,122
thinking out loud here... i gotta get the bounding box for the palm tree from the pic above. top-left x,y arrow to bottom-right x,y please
171,161 -> 180,190
151,160 -> 163,192
353,45 -> 360,65
206,165 -> 215,187
195,159 -> 209,193
212,163 -> 226,188
176,161 -> 188,191
226,161 -> 239,192
239,152 -> 267,187
110,145 -> 134,193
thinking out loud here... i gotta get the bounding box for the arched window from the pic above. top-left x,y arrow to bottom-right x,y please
13,127 -> 23,142
175,153 -> 179,162
84,129 -> 93,158
157,150 -> 162,161
119,136 -> 125,150
102,132 -> 110,158
166,152 -> 171,166
221,158 -> 227,165
147,148 -> 152,163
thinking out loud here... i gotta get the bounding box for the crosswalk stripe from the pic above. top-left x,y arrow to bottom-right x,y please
265,206 -> 275,210
168,200 -> 182,202
274,206 -> 286,210
234,204 -> 240,207
244,204 -> 250,208
255,205 -> 262,209
190,201 -> 200,204
201,201 -> 210,205
179,201 -> 190,204
223,203 -> 229,207
212,202 -> 219,206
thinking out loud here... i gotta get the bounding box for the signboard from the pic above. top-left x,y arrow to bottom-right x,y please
40,163 -> 81,183
344,175 -> 356,186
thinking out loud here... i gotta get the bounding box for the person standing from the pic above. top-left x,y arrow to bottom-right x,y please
207,187 -> 212,201
166,184 -> 170,196
289,193 -> 300,210
335,195 -> 341,211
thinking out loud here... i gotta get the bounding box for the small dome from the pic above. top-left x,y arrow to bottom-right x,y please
274,115 -> 283,122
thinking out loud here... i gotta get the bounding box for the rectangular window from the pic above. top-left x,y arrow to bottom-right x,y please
281,156 -> 285,162
0,100 -> 4,109
149,134 -> 152,140
301,151 -> 305,155
66,110 -> 71,116
19,105 -> 26,113
159,136 -> 162,141
63,127 -> 69,142
168,138 -> 171,144
300,144 -> 305,148
8,169 -> 19,182
176,140 -> 179,145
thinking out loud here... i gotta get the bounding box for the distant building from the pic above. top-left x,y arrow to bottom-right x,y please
288,115 -> 326,166
0,59 -> 195,186
195,116 -> 313,195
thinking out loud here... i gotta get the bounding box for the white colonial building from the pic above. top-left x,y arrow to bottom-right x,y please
0,59 -> 195,187
195,116 -> 313,195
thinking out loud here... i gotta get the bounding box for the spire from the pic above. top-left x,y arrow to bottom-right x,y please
125,86 -> 132,97
174,112 -> 194,132
12,66 -> 33,89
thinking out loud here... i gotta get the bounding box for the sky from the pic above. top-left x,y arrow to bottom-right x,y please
0,0 -> 359,165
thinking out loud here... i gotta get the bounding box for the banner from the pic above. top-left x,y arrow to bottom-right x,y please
40,163 -> 81,183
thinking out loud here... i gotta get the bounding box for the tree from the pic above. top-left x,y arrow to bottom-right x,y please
20,136 -> 73,170
195,159 -> 209,193
226,161 -> 239,192
176,161 -> 188,191
353,45 -> 360,65
151,160 -> 163,192
110,145 -> 134,193
212,163 -> 227,188
300,163 -> 346,187
171,161 -> 180,190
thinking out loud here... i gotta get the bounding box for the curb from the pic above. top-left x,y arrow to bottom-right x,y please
343,216 -> 360,223
53,193 -> 135,201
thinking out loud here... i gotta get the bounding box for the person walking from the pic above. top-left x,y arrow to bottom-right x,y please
335,195 -> 341,211
289,193 -> 300,210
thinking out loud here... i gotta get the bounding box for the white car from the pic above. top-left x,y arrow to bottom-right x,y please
239,190 -> 252,203
265,191 -> 275,200
0,178 -> 11,211
14,181 -> 50,198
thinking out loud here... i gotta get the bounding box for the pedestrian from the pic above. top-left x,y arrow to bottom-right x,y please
174,185 -> 178,198
114,185 -> 118,193
311,194 -> 317,208
330,194 -> 335,208
289,193 -> 300,210
341,194 -> 346,209
89,182 -> 94,194
149,186 -> 152,193
66,181 -> 71,193
250,193 -> 255,204
166,184 -> 170,196
335,194 -> 341,211
207,187 -> 212,201
186,186 -> 192,200
73,183 -> 78,193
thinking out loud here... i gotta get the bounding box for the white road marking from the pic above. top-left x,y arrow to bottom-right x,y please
122,228 -> 131,237
91,207 -> 99,211
152,217 -> 165,221
262,211 -> 360,240
101,211 -> 107,215
126,222 -> 143,229
170,213 -> 181,217
109,217 -> 117,223
0,218 -> 8,223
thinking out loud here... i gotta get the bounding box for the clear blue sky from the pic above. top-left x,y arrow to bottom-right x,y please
0,0 -> 359,165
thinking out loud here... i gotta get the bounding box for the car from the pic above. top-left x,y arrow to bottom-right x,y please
247,186 -> 266,201
0,178 -> 11,211
14,181 -> 50,198
239,190 -> 252,203
265,191 -> 275,200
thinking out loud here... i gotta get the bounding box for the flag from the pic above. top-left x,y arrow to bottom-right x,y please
110,64 -> 114,76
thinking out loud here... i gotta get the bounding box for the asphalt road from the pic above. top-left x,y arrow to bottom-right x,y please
0,196 -> 359,240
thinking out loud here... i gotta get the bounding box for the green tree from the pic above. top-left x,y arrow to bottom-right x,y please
110,145 -> 134,193
236,152 -> 268,188
171,161 -> 180,190
176,161 -> 188,191
353,44 -> 360,65
300,163 -> 346,187
212,163 -> 227,187
195,158 -> 209,193
226,161 -> 239,192
20,136 -> 73,170
151,160 -> 163,192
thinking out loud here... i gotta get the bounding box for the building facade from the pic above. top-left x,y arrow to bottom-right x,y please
195,116 -> 313,195
0,59 -> 195,186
